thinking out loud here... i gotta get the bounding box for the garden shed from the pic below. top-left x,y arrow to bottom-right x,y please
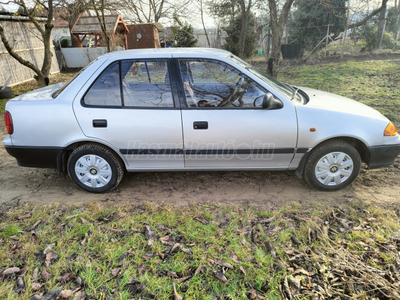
0,14 -> 59,86
71,15 -> 129,49
126,23 -> 165,49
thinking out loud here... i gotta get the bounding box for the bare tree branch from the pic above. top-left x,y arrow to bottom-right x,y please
0,24 -> 42,75
347,2 -> 384,30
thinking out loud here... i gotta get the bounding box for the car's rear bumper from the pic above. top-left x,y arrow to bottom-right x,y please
367,144 -> 400,169
4,145 -> 63,169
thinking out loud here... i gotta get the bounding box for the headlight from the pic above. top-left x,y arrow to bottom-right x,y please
384,122 -> 398,136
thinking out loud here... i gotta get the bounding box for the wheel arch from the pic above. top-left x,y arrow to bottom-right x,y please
57,141 -> 126,174
295,136 -> 370,178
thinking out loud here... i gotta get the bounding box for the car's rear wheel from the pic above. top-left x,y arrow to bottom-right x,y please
304,140 -> 361,191
67,144 -> 124,193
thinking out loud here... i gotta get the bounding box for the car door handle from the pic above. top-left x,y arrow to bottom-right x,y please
193,121 -> 208,130
93,119 -> 107,128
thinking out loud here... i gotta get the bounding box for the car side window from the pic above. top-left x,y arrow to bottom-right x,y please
121,59 -> 174,107
83,60 -> 174,108
178,59 -> 266,108
84,62 -> 122,106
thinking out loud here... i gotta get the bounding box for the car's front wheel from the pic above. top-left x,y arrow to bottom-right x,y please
304,140 -> 361,191
67,144 -> 124,193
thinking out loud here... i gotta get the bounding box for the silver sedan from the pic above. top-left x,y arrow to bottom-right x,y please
3,48 -> 400,193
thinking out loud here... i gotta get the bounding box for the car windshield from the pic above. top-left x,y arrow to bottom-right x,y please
52,59 -> 99,98
229,55 -> 295,100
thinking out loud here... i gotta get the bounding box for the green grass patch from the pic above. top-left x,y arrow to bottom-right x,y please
278,59 -> 400,127
0,202 -> 399,299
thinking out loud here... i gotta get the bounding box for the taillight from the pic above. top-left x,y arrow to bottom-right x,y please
4,110 -> 13,135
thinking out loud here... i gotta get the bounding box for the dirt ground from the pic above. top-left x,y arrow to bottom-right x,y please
1,115 -> 399,210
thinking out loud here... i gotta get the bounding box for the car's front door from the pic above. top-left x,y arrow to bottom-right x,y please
73,58 -> 184,170
176,58 -> 298,169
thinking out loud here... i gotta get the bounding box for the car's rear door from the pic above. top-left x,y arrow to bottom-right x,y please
73,58 -> 184,170
175,58 -> 298,169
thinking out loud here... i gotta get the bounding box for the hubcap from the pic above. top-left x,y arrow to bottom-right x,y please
315,152 -> 354,186
75,155 -> 112,188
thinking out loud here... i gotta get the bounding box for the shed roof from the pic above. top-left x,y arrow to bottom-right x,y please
71,14 -> 128,35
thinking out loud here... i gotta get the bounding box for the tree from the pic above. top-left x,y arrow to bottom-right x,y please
289,0 -> 347,50
387,6 -> 400,38
375,0 -> 388,49
237,0 -> 253,58
210,0 -> 256,59
57,0 -> 87,47
117,0 -> 190,24
347,0 -> 385,29
267,0 -> 295,78
0,0 -> 54,86
90,0 -> 112,52
193,0 -> 210,47
171,15 -> 198,47
224,12 -> 257,59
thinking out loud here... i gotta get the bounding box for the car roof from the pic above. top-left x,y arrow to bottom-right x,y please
101,47 -> 232,59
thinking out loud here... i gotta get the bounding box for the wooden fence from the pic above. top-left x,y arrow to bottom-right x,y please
0,16 -> 59,86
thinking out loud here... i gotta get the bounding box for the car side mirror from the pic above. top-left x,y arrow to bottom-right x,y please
262,93 -> 283,110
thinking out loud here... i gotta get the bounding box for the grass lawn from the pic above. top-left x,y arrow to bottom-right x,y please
1,202 -> 400,299
1,58 -> 400,299
278,59 -> 400,128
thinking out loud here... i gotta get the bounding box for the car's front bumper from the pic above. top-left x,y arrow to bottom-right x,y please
4,145 -> 63,169
367,144 -> 400,169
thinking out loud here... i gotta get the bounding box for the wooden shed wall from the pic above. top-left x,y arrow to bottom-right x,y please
126,24 -> 160,49
0,19 -> 59,86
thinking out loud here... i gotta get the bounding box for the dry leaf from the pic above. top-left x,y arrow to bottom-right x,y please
57,272 -> 75,283
291,236 -> 302,246
239,266 -> 247,276
265,241 -> 276,258
28,220 -> 41,231
80,217 -> 91,225
42,267 -> 53,281
194,264 -> 203,276
115,212 -> 128,220
65,214 -> 79,220
58,289 -> 74,299
167,271 -> 178,278
14,276 -> 25,293
173,282 -> 183,300
180,247 -> 193,255
215,260 -> 234,269
3,267 -> 20,275
43,243 -> 56,255
230,250 -> 240,263
112,268 -> 121,276
210,270 -> 228,282
145,226 -> 156,241
73,291 -> 86,300
31,282 -> 42,291
138,263 -> 146,276
15,212 -> 31,220
45,251 -> 58,267
32,267 -> 39,281
258,216 -> 276,224
175,275 -> 191,283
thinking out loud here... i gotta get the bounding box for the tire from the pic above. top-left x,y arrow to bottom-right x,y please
67,143 -> 124,193
304,140 -> 361,191
0,86 -> 13,99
